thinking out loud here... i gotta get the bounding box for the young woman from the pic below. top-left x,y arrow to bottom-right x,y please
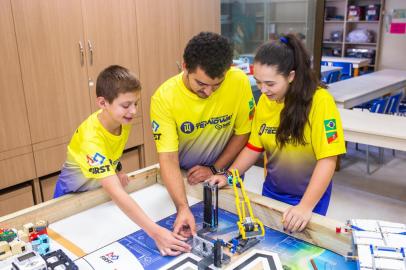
207,34 -> 346,233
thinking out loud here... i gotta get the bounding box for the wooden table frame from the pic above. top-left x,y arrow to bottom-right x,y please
0,165 -> 352,259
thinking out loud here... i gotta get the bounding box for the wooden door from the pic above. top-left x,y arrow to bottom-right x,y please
178,0 -> 221,55
11,0 -> 91,146
81,0 -> 140,112
0,0 -> 31,152
136,0 -> 182,166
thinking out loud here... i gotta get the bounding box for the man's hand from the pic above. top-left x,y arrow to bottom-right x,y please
205,175 -> 228,188
187,165 -> 213,185
282,203 -> 313,233
151,225 -> 191,256
117,171 -> 130,187
173,206 -> 196,238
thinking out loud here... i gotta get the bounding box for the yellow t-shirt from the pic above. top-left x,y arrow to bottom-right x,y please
248,88 -> 346,196
57,110 -> 131,194
151,67 -> 255,169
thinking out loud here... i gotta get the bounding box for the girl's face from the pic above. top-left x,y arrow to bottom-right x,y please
253,63 -> 295,102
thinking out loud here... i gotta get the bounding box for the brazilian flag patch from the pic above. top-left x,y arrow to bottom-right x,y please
249,98 -> 255,120
324,119 -> 338,144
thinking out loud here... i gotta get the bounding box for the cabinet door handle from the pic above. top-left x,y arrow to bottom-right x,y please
88,40 -> 94,65
79,41 -> 84,66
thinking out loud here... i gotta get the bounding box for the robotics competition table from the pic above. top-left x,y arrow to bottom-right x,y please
0,166 -> 357,270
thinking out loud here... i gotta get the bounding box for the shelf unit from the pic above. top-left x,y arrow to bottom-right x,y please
322,0 -> 384,70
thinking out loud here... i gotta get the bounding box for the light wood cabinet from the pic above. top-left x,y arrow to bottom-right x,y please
179,0 -> 221,51
0,0 -> 32,153
78,0 -> 144,150
11,0 -> 144,177
136,0 -> 221,166
12,0 -> 91,145
40,174 -> 59,202
0,0 -> 220,209
0,185 -> 35,216
120,147 -> 141,174
135,0 -> 183,166
81,0 -> 140,112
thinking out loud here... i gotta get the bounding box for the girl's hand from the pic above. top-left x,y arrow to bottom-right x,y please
282,203 -> 312,233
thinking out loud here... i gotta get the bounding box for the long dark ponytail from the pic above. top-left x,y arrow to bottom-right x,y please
254,34 -> 321,148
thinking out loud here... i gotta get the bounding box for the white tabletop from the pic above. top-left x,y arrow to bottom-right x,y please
50,184 -> 199,255
321,65 -> 343,77
339,108 -> 406,151
322,56 -> 371,68
328,69 -> 406,109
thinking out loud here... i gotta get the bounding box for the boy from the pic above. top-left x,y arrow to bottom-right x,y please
54,65 -> 190,256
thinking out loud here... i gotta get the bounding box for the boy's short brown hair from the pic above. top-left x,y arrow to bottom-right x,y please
96,65 -> 141,103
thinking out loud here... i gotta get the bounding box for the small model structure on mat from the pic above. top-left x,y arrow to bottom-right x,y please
347,219 -> 406,270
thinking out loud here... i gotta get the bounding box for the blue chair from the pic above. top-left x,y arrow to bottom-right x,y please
385,92 -> 403,114
370,98 -> 388,113
332,62 -> 352,80
328,70 -> 341,83
322,70 -> 341,84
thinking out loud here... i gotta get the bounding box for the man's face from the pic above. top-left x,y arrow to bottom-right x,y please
184,67 -> 225,99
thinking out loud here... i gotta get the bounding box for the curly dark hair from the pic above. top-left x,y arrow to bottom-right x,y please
183,32 -> 233,79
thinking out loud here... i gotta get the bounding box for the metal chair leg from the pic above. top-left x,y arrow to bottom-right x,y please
367,145 -> 370,174
379,147 -> 384,164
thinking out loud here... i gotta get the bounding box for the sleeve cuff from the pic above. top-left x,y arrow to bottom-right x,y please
246,143 -> 264,152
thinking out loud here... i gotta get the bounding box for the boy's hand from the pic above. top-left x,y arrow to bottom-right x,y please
205,175 -> 228,188
152,226 -> 191,256
282,203 -> 312,233
187,165 -> 212,185
173,206 -> 196,238
117,172 -> 130,187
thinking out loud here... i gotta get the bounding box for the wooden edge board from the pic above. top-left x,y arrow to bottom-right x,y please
184,180 -> 352,257
47,227 -> 87,258
0,165 -> 160,228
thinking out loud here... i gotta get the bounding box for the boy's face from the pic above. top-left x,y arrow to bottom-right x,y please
101,91 -> 141,125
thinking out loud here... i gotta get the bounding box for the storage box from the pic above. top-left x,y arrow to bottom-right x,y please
365,5 -> 380,21
348,5 -> 364,21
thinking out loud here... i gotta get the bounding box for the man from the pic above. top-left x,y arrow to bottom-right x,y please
150,32 -> 255,241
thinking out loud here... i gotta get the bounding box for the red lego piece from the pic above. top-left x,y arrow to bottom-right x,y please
336,227 -> 341,233
36,228 -> 47,235
29,232 -> 39,242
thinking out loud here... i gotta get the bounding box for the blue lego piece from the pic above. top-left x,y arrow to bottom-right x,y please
38,234 -> 49,244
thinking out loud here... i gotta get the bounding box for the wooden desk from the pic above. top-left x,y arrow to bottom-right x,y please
328,69 -> 406,109
340,108 -> 406,151
322,56 -> 370,76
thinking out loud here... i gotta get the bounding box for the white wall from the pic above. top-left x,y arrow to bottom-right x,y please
378,0 -> 406,70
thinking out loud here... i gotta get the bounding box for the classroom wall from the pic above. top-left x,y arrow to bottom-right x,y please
378,0 -> 406,70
